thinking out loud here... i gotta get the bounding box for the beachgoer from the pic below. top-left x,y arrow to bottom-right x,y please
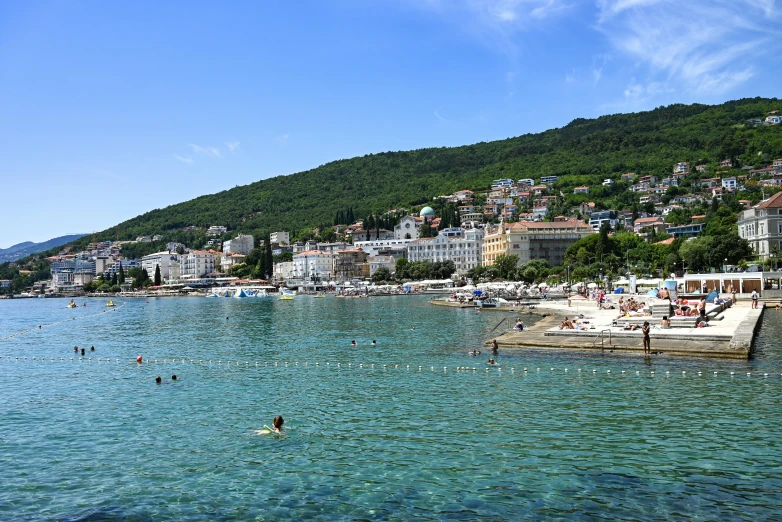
642,321 -> 651,354
226,316 -> 229,321
81,348 -> 85,356
660,315 -> 670,329
731,290 -> 737,303
488,358 -> 496,365
559,317 -> 574,330
371,340 -> 376,346
74,346 -> 79,353
491,339 -> 498,354
90,346 -> 95,352
698,298 -> 707,319
155,376 -> 162,384
272,415 -> 284,433
751,290 -> 759,309
351,340 -> 357,347
515,320 -> 524,331
171,375 -> 177,381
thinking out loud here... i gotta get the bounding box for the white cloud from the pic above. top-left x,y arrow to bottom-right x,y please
174,155 -> 193,164
275,134 -> 289,146
188,143 -> 222,158
409,0 -> 572,54
225,141 -> 241,152
596,0 -> 780,96
434,110 -> 450,122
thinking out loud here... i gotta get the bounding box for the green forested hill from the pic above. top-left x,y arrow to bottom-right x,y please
81,97 -> 780,246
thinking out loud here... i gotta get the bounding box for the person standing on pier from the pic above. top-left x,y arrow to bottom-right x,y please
641,321 -> 651,354
751,289 -> 759,309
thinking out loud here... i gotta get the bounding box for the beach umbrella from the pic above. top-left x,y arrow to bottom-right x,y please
587,282 -> 598,289
473,289 -> 483,295
646,289 -> 659,297
706,290 -> 720,302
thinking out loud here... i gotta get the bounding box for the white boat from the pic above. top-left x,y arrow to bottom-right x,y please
279,289 -> 295,301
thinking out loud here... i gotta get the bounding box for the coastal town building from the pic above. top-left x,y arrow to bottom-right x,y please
180,251 -> 215,279
666,223 -> 704,238
394,215 -> 422,240
220,252 -> 246,271
333,250 -> 369,281
406,226 -> 484,274
273,261 -> 295,282
141,251 -> 180,281
482,220 -> 593,268
589,210 -> 619,231
540,175 -> 558,185
222,234 -> 254,255
368,255 -> 396,276
292,250 -> 335,281
270,232 -> 290,245
737,192 -> 782,257
207,226 -> 228,236
352,238 -> 412,258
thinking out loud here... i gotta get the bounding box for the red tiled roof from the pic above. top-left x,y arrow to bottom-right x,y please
756,191 -> 782,209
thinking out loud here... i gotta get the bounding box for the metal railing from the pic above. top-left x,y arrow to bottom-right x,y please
592,329 -> 612,349
488,317 -> 511,335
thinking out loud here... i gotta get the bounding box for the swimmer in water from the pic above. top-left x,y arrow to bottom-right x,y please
81,348 -> 85,356
171,375 -> 177,381
90,346 -> 95,352
74,346 -> 79,353
351,340 -> 357,347
488,358 -> 496,365
155,376 -> 162,384
371,340 -> 376,346
256,415 -> 284,435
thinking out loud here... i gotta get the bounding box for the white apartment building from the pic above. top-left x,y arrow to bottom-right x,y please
369,255 -> 396,276
181,251 -> 215,278
540,175 -> 558,185
737,192 -> 782,256
223,234 -> 254,255
353,238 -> 413,257
722,177 -> 738,191
207,225 -> 228,236
407,227 -> 484,275
273,261 -> 295,282
141,251 -> 180,281
270,231 -> 290,245
292,250 -> 335,281
673,162 -> 690,174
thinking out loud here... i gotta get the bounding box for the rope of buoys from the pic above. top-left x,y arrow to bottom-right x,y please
0,301 -> 127,342
0,355 -> 779,379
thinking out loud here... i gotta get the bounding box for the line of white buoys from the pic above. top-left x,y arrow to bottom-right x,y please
2,356 -> 780,379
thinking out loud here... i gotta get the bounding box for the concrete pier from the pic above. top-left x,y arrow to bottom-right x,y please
479,298 -> 766,359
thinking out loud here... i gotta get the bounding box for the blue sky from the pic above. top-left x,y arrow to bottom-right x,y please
1,0 -> 780,248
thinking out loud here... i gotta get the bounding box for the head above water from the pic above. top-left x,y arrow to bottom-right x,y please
273,416 -> 284,429
171,375 -> 177,381
155,376 -> 162,384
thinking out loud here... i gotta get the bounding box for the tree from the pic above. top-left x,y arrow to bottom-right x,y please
372,267 -> 391,282
118,264 -> 125,284
493,254 -> 520,280
154,265 -> 162,286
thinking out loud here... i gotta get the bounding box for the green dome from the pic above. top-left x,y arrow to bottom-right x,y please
420,206 -> 435,218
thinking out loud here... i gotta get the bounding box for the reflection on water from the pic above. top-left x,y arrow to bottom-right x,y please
1,296 -> 781,520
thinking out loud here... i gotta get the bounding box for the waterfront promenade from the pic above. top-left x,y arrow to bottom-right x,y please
486,297 -> 765,359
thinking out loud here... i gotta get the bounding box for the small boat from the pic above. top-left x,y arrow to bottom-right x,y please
67,300 -> 77,308
106,300 -> 116,307
314,293 -> 326,298
279,289 -> 295,301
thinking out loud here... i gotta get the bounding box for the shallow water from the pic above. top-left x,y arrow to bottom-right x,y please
1,296 -> 781,520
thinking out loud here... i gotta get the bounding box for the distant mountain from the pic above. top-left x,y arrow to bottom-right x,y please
0,234 -> 88,263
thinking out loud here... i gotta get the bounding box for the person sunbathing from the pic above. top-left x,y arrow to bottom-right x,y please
559,317 -> 575,329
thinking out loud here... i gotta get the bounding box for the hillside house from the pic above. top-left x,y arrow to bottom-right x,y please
579,201 -> 596,215
630,182 -> 650,193
453,190 -> 474,200
621,172 -> 636,182
720,159 -> 732,167
531,185 -> 549,196
666,223 -> 704,238
765,116 -> 782,125
574,186 -> 590,194
634,216 -> 665,234
773,158 -> 782,169
639,175 -> 657,185
674,162 -> 690,174
517,191 -> 531,202
695,165 -> 708,173
540,175 -> 558,185
722,177 -> 738,191
517,178 -> 534,187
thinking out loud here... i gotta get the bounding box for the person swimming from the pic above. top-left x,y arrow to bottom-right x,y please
171,375 -> 177,381
488,357 -> 496,365
351,340 -> 357,346
155,376 -> 162,384
256,415 -> 284,435
371,340 -> 376,346
468,350 -> 482,356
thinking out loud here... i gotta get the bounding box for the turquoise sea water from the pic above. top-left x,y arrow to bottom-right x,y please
1,295 -> 781,521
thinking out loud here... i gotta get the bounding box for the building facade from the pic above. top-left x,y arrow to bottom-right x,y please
292,250 -> 335,281
407,227 -> 484,274
181,251 -> 215,278
141,251 -> 180,282
482,220 -> 593,268
333,250 -> 369,282
737,192 -> 782,256
223,234 -> 254,255
270,231 -> 290,245
394,215 -> 422,240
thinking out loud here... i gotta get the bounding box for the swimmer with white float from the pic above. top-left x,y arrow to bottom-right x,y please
255,415 -> 284,435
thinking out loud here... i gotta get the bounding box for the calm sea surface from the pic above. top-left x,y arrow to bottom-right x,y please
1,295 -> 781,521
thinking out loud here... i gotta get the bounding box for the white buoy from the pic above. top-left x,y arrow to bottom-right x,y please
607,370 -> 611,373
621,370 -> 625,374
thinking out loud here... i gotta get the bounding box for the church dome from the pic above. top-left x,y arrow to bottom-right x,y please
420,206 -> 435,218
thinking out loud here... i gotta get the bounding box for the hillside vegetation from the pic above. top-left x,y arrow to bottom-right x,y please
76,97 -> 781,247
